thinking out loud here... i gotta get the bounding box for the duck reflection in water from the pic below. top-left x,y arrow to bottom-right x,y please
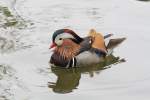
48,54 -> 125,94
48,68 -> 81,94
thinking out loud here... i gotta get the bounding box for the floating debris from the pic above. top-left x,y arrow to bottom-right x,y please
0,64 -> 16,100
0,6 -> 31,29
0,5 -> 34,53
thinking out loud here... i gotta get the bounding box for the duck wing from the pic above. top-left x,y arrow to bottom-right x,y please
77,36 -> 93,54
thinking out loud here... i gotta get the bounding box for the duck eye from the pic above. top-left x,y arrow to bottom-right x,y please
59,38 -> 62,40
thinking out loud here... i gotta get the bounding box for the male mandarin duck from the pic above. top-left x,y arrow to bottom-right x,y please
50,29 -> 126,68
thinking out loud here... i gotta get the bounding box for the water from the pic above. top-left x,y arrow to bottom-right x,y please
0,0 -> 150,100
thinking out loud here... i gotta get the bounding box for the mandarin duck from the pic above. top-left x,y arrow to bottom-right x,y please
50,29 -> 126,68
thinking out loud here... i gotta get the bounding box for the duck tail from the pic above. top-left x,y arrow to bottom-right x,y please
104,33 -> 113,39
106,38 -> 126,55
106,38 -> 126,50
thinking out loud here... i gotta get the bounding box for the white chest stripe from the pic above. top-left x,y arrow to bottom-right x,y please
72,58 -> 75,67
66,61 -> 70,68
65,57 -> 76,68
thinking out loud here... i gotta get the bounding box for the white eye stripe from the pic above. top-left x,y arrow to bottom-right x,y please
55,33 -> 74,43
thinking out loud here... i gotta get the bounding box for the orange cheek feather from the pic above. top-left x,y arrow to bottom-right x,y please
62,40 -> 72,46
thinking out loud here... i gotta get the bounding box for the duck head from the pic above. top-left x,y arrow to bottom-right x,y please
50,29 -> 83,49
50,29 -> 84,60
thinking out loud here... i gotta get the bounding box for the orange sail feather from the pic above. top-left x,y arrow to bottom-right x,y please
89,29 -> 107,53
